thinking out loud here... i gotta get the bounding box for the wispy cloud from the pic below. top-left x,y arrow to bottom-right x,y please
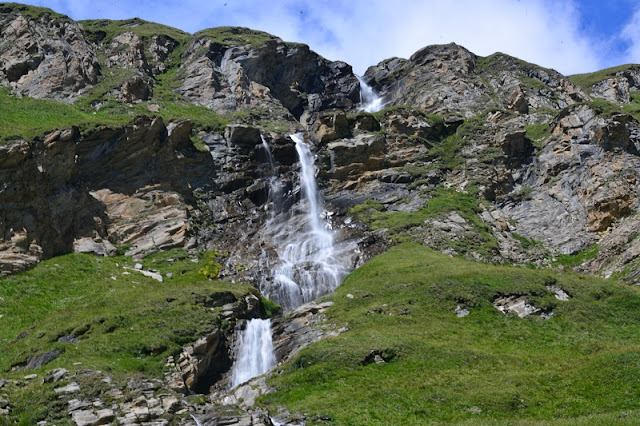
620,6 -> 640,65
26,0 -> 608,75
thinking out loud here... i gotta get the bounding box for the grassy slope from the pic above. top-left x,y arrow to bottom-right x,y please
262,243 -> 640,425
0,88 -> 130,140
569,64 -> 640,92
0,85 -> 231,142
0,249 -> 253,423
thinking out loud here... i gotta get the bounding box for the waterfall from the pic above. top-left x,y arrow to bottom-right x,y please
189,414 -> 203,426
229,133 -> 358,388
259,133 -> 349,311
231,318 -> 276,388
356,75 -> 384,113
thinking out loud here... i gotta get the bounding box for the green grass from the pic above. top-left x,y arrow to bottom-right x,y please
622,91 -> 640,119
569,64 -> 640,91
356,187 -> 498,256
429,133 -> 464,169
0,88 -> 130,141
0,86 -> 229,143
554,244 -> 599,268
427,111 -> 504,171
0,250 -> 254,378
80,18 -> 190,46
0,249 -> 265,423
476,52 -> 553,75
194,27 -> 276,48
525,123 -> 552,146
262,243 -> 640,425
0,2 -> 68,20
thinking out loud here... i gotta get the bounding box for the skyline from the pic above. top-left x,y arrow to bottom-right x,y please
14,0 -> 640,75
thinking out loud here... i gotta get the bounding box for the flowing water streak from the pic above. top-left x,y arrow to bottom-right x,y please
231,134 -> 356,388
356,74 -> 384,113
262,134 -> 345,310
231,318 -> 276,388
261,136 -> 283,215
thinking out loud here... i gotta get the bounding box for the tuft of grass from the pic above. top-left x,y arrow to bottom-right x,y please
262,243 -> 640,425
428,133 -> 464,170
554,244 -> 599,268
525,123 -> 552,146
347,200 -> 384,223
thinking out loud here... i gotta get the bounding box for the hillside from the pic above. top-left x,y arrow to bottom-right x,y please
2,2 -> 640,425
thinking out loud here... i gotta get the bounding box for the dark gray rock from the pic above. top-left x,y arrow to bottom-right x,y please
11,350 -> 61,371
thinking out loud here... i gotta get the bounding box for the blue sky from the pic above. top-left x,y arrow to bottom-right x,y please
21,0 -> 640,75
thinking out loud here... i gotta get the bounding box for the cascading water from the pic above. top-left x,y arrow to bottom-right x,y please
260,133 -> 352,311
230,133 -> 358,388
261,136 -> 283,215
231,318 -> 276,388
356,75 -> 384,113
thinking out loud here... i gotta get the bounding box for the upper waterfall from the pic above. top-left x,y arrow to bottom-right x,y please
356,75 -> 384,113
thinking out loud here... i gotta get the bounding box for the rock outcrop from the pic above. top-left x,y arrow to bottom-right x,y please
0,4 -> 99,101
363,44 -> 589,117
177,29 -> 359,118
0,116 -> 213,274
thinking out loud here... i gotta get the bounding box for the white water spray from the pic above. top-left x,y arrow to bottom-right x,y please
259,133 -> 350,311
231,318 -> 276,388
356,75 -> 384,113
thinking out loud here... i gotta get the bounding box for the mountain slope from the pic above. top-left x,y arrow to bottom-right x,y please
3,2 -> 640,425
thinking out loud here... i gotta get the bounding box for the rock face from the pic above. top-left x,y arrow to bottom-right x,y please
364,44 -> 588,117
0,117 -> 212,274
0,5 -> 99,101
178,29 -> 359,118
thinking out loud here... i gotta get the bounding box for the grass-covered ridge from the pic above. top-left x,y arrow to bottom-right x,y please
0,88 -> 131,141
0,87 -> 231,142
79,18 -> 190,45
262,243 -> 640,424
349,187 -> 499,257
194,26 -> 277,48
0,2 -> 68,20
569,64 -> 640,91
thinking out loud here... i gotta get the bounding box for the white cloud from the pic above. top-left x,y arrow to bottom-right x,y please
283,0 -> 601,75
27,0 -> 602,75
621,7 -> 640,64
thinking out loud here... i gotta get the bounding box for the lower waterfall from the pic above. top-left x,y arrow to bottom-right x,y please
231,318 -> 276,388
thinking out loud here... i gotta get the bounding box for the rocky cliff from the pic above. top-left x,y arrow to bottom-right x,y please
3,2 -> 640,284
